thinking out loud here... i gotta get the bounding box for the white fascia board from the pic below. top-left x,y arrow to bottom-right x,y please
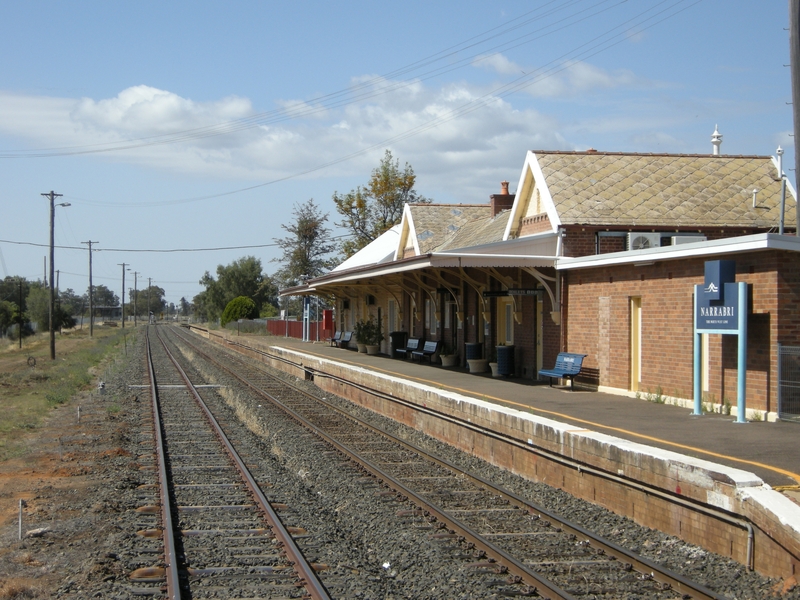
394,204 -> 413,261
503,151 -> 561,241
556,233 -> 800,271
405,204 -> 422,256
314,256 -> 435,285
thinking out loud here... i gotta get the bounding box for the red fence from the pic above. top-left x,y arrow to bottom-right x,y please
266,319 -> 333,341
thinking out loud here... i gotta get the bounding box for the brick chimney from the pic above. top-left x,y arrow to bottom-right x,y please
490,180 -> 515,216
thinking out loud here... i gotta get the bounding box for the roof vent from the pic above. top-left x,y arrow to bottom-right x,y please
586,148 -> 597,153
711,125 -> 722,155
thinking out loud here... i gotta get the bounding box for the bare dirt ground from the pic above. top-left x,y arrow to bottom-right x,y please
0,328 -> 141,599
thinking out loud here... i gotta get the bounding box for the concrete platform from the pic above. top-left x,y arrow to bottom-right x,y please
273,337 -> 800,490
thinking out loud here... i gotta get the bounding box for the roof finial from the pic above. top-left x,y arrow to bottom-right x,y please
711,125 -> 722,156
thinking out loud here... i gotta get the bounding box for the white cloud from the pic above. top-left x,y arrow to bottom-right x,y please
472,53 -> 524,76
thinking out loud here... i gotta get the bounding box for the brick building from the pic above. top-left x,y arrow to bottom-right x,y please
287,142 -> 799,420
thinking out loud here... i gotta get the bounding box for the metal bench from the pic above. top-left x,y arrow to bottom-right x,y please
335,331 -> 353,349
538,352 -> 587,390
396,338 -> 421,359
328,331 -> 342,347
411,340 -> 439,364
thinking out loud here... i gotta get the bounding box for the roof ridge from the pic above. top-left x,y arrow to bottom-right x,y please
532,150 -> 772,159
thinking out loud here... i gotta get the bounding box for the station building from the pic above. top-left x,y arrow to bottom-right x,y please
287,137 -> 800,421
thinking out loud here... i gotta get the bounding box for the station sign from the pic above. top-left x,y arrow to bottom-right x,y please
695,260 -> 739,332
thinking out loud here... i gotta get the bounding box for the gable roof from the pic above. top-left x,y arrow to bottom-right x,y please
506,150 -> 796,237
398,203 -> 492,256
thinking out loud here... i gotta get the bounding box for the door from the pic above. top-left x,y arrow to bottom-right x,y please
630,297 -> 642,392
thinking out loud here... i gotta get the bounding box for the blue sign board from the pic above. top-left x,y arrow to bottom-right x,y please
695,260 -> 738,332
693,260 -> 748,422
696,282 -> 739,331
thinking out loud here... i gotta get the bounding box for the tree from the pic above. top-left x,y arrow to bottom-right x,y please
194,256 -> 277,323
58,288 -> 82,317
128,285 -> 166,317
25,282 -> 49,331
0,300 -> 16,337
91,284 -> 119,308
179,297 -> 192,317
333,149 -> 431,258
221,296 -> 257,327
274,199 -> 337,287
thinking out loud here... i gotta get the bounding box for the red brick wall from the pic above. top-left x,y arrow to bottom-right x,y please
563,250 -> 800,412
519,214 -> 551,236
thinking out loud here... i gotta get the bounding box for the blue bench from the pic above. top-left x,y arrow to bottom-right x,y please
411,340 -> 439,364
538,352 -> 587,390
334,331 -> 353,349
328,331 -> 342,347
396,338 -> 421,359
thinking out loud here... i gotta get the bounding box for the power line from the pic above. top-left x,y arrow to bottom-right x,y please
0,238 -> 280,252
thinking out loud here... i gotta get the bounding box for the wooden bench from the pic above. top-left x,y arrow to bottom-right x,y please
334,331 -> 353,349
396,338 -> 421,359
411,340 -> 439,364
328,331 -> 342,347
538,352 -> 587,390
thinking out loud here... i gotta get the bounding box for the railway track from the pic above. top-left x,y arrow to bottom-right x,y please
162,324 -> 730,600
131,326 -> 331,598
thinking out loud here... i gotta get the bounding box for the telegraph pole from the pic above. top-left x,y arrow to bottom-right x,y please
118,263 -> 128,328
82,241 -> 98,336
42,191 -> 68,360
131,271 -> 138,327
791,0 -> 800,233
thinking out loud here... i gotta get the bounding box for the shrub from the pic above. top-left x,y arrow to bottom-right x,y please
221,297 -> 257,327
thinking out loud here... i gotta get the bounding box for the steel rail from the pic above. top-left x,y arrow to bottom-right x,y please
176,325 -> 731,600
168,328 -> 574,599
144,327 -> 182,599
153,326 -> 331,600
208,329 -> 755,574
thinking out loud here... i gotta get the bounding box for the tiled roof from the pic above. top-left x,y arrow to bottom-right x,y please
535,152 -> 794,227
435,211 -> 510,251
408,204 -> 491,254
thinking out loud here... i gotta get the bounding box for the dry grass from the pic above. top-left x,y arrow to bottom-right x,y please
0,326 -> 134,461
0,579 -> 41,599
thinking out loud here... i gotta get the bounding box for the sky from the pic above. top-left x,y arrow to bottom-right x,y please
0,0 -> 794,309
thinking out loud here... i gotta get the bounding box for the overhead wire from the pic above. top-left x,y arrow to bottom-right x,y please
61,0 -> 696,208
0,0 -> 676,161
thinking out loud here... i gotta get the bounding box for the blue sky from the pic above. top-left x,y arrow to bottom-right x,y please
0,1 -> 793,307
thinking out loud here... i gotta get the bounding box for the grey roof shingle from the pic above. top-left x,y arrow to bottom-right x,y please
534,152 -> 794,228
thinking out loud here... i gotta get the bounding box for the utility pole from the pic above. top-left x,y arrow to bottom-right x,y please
18,278 -> 23,349
82,241 -> 98,337
131,271 -> 138,327
791,0 -> 800,233
118,263 -> 128,328
42,191 -> 69,360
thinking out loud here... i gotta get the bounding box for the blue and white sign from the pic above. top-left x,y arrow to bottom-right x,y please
695,260 -> 739,332
692,260 -> 748,422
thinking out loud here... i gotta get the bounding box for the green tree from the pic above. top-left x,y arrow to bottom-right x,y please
25,282 -> 49,331
91,284 -> 119,308
0,300 -> 16,336
0,277 -> 31,314
179,297 -> 192,317
194,256 -> 277,323
220,296 -> 257,327
129,285 -> 166,317
274,199 -> 337,287
58,288 -> 83,317
333,149 -> 431,258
